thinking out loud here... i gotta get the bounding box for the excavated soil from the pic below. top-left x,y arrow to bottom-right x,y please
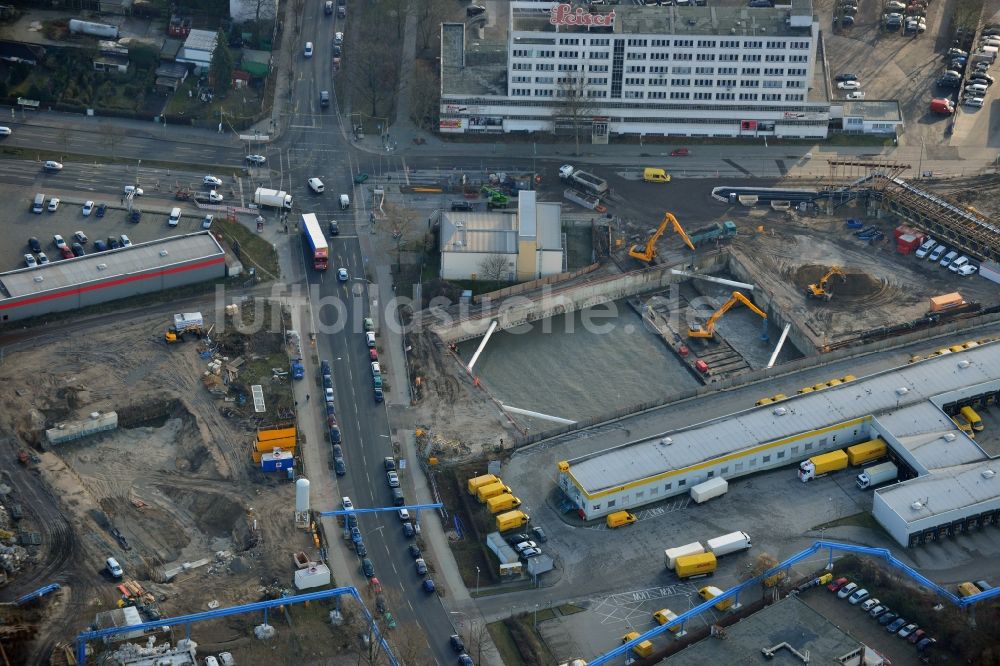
792,264 -> 885,298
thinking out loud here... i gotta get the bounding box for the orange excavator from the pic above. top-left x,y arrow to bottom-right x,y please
629,212 -> 695,262
688,291 -> 767,339
805,266 -> 846,301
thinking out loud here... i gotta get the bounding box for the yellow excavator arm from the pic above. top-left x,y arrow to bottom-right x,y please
805,266 -> 846,300
628,212 -> 695,262
688,291 -> 767,338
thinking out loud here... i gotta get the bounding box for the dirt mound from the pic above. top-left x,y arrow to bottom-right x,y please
158,485 -> 246,540
793,265 -> 884,298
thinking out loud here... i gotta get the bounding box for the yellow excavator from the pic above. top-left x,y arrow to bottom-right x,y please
629,212 -> 695,262
688,291 -> 767,339
805,266 -> 846,301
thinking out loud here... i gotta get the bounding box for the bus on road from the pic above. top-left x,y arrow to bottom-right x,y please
302,213 -> 329,271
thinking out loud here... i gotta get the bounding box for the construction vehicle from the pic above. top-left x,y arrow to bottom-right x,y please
805,266 -> 846,301
688,220 -> 737,247
165,312 -> 204,343
481,185 -> 509,208
629,212 -> 695,262
688,292 -> 766,339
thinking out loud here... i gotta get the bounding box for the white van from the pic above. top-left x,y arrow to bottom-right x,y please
106,557 -> 123,578
168,207 -> 182,227
915,238 -> 936,258
308,177 -> 325,193
32,192 -> 45,214
339,194 -> 350,209
965,83 -> 988,95
365,332 -> 376,348
940,250 -> 959,267
949,256 -> 970,273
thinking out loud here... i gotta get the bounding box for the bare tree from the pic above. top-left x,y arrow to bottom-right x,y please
460,618 -> 492,665
478,254 -> 509,284
378,0 -> 409,40
409,61 -> 440,130
415,0 -> 451,56
351,6 -> 401,118
555,74 -> 601,156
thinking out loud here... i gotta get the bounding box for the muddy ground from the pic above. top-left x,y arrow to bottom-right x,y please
0,304 -> 361,665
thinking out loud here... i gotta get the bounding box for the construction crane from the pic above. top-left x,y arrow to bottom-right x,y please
629,212 -> 695,262
688,291 -> 767,339
805,266 -> 847,301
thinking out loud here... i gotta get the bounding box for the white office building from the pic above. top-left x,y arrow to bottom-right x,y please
440,0 -> 831,140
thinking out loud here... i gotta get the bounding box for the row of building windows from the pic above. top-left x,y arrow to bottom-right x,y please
624,38 -> 809,49
444,94 -> 826,114
511,88 -> 807,102
624,66 -> 805,76
513,51 -> 811,61
586,431 -> 855,512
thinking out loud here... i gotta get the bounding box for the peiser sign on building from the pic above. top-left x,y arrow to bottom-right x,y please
549,3 -> 616,27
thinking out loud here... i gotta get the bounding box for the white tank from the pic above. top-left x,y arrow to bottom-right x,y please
295,477 -> 310,513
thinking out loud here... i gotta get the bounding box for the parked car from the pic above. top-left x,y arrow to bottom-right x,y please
836,73 -> 858,81
422,579 -> 436,594
398,508 -> 410,521
384,457 -> 396,470
73,230 -> 88,244
959,263 -> 980,276
916,637 -> 936,651
408,544 -> 421,559
827,577 -> 849,592
877,611 -> 899,626
108,237 -> 121,249
361,558 -> 375,577
670,147 -> 690,156
304,41 -> 314,57
28,237 -> 41,253
47,197 -> 60,212
337,267 -> 349,281
837,582 -> 858,599
415,558 -> 428,575
328,221 -> 340,236
325,387 -> 335,403
522,547 -> 542,558
848,588 -> 869,604
861,598 -> 880,612
123,185 -> 143,196
53,234 -> 66,249
886,617 -> 907,633
23,254 -> 36,268
351,527 -> 363,545
846,91 -> 866,100
532,526 -> 548,542
82,200 -> 94,216
204,175 -> 223,187
387,471 -> 400,487
71,242 -> 85,257
334,458 -> 346,476
355,542 -> 367,557
907,628 -> 926,644
458,655 -> 474,666
897,623 -> 918,638
514,541 -> 537,553
837,81 -> 862,89
37,251 -> 49,264
450,635 -> 466,653
402,522 -> 415,538
93,240 -> 107,252
246,154 -> 267,165
869,604 -> 889,618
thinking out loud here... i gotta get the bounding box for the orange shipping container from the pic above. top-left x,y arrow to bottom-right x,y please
255,435 -> 297,452
258,427 -> 297,442
929,292 -> 965,312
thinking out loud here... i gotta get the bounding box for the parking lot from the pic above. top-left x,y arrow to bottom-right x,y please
820,0 -> 973,147
2,161 -> 242,273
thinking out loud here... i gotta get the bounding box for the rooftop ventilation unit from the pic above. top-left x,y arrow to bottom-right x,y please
983,469 -> 996,479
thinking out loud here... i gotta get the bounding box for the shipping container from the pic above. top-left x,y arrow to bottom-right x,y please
477,481 -> 511,503
467,474 -> 498,495
496,510 -> 530,532
258,426 -> 297,442
690,477 -> 729,503
675,552 -> 717,578
486,493 -> 522,514
846,438 -> 887,466
261,450 -> 294,472
664,541 -> 705,569
929,292 -> 966,312
45,411 -> 119,445
706,531 -> 752,556
255,435 -> 297,452
698,585 -> 734,611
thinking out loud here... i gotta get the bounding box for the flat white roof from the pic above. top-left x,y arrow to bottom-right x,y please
567,343 -> 1000,494
877,461 -> 1000,525
872,403 -> 986,471
0,233 -> 224,298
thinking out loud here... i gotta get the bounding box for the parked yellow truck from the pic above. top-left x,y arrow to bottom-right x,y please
621,632 -> 654,658
486,493 -> 522,514
798,449 -> 848,481
476,481 -> 511,503
675,552 -> 717,579
961,406 -> 984,432
496,510 -> 530,532
698,585 -> 733,611
653,608 -> 681,632
846,438 -> 886,466
467,474 -> 498,495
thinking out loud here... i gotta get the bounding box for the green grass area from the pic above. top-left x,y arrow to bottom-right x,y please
214,217 -> 280,280
163,74 -> 262,126
557,603 -> 586,616
487,621 -> 525,666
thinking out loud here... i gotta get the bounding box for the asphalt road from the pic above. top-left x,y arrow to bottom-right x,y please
287,4 -> 457,663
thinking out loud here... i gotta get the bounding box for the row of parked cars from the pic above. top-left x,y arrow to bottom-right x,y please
937,45 -> 995,108
882,0 -> 928,33
914,237 -> 979,275
23,231 -> 132,267
827,576 -> 936,652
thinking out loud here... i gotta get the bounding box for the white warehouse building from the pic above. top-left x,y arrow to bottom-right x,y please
557,340 -> 1000,547
439,191 -> 564,281
439,0 -> 831,140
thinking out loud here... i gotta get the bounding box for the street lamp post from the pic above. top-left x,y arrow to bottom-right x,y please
475,566 -> 480,596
